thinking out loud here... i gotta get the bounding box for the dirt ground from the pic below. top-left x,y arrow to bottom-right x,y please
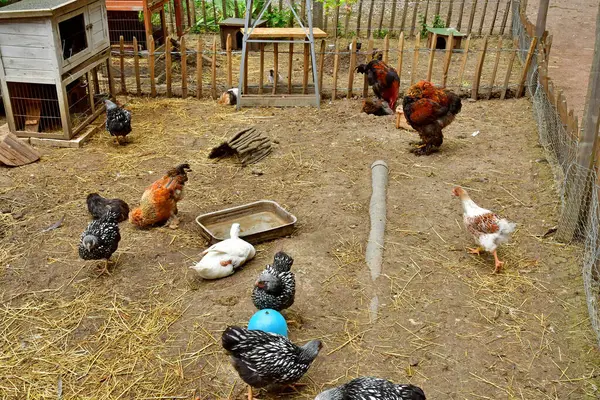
1,97 -> 600,399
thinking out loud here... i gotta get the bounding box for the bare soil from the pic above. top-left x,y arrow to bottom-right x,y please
1,97 -> 599,399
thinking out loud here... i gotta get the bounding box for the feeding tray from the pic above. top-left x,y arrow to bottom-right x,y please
195,200 -> 296,245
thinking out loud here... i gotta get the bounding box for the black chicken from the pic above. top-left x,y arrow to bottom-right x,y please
86,193 -> 129,223
79,211 -> 121,275
222,326 -> 322,400
252,251 -> 295,311
315,377 -> 426,400
104,99 -> 132,145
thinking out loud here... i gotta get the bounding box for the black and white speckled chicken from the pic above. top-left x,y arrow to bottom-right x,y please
86,193 -> 130,223
222,326 -> 322,400
252,251 -> 295,311
315,377 -> 426,400
78,211 -> 121,275
104,99 -> 131,145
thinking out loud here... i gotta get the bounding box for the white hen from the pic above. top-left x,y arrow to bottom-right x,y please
190,223 -> 255,279
453,186 -> 516,272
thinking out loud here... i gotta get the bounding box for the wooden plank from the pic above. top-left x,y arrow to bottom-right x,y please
196,39 -> 203,99
357,0 -> 364,37
221,0 -> 227,20
400,0 -> 409,32
201,0 -> 207,30
259,43 -> 265,94
288,0 -> 295,26
516,36 -> 538,97
363,37 -> 374,97
489,0 -> 501,35
23,99 -> 41,133
87,72 -> 95,114
243,46 -> 249,94
367,0 -> 375,38
471,35 -> 488,100
441,33 -> 453,87
410,33 -> 421,84
119,36 -> 126,94
133,37 -> 141,95
446,0 -> 454,27
344,7 -> 351,36
106,57 -> 115,100
0,131 -> 40,166
190,0 -> 197,27
456,0 -> 466,31
318,40 -> 326,96
478,0 -> 489,36
332,42 -> 340,99
348,38 -> 358,98
383,34 -> 390,63
434,0 -> 441,15
457,34 -> 471,85
500,0 -> 511,35
423,0 -> 430,28
301,0 -> 306,25
426,33 -> 437,81
211,36 -> 217,99
181,36 -> 188,98
467,0 -> 477,35
410,0 -> 420,37
241,28 -> 328,38
226,34 -> 233,88
166,35 -> 172,97
389,0 -> 398,33
272,43 -> 279,94
303,43 -> 310,94
486,37 -> 502,99
397,32 -> 405,85
288,43 -> 294,94
378,0 -> 386,32
334,5 -> 340,38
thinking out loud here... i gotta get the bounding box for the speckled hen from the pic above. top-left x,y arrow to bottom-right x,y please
78,211 -> 121,275
222,326 -> 322,400
315,377 -> 426,400
252,251 -> 295,311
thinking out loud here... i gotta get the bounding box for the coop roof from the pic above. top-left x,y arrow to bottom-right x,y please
0,0 -> 84,18
425,26 -> 466,37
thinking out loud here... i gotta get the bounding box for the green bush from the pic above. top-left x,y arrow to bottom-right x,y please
419,13 -> 445,39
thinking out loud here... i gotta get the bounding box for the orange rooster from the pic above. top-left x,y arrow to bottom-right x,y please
129,163 -> 191,229
356,54 -> 400,115
402,80 -> 462,156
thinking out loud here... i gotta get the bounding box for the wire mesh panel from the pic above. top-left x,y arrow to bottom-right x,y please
107,9 -> 166,49
6,82 -> 63,135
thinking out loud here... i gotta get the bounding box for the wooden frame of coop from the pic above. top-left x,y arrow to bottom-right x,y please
0,0 -> 115,141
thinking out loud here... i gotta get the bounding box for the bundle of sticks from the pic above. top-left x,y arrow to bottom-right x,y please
208,127 -> 272,166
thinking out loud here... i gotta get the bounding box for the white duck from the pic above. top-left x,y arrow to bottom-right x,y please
190,223 -> 255,279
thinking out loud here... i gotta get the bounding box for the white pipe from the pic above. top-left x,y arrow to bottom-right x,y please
365,160 -> 388,282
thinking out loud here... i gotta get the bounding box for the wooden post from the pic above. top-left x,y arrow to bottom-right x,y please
397,32 -> 405,84
221,0 -> 227,20
457,34 -> 470,85
486,37 -> 502,99
211,36 -> 217,99
201,0 -> 207,29
357,0 -> 364,37
383,34 -> 390,64
516,37 -> 538,97
426,33 -> 436,81
289,0 -> 295,27
334,5 -> 340,37
348,37 -> 357,98
390,0 -> 398,33
535,0 -> 550,38
477,0 -> 489,36
319,40 -> 326,96
119,36 -> 126,94
181,36 -> 188,98
272,43 -> 279,94
363,37 -> 374,97
434,0 -> 441,15
456,0 -> 465,31
446,0 -> 454,28
344,7 -> 351,36
489,0 -> 501,35
303,43 -> 309,94
467,0 -> 477,35
378,0 -> 386,32
243,46 -> 248,94
149,35 -> 156,97
288,43 -> 294,94
410,0 -> 419,37
259,44 -> 265,94
400,0 -> 409,32
332,42 -> 340,99
211,0 -> 217,26
423,0 -> 430,29
92,67 -> 100,95
226,34 -> 232,88
133,37 -> 141,95
441,33 -> 453,87
166,35 -> 172,97
86,71 -> 95,113
190,0 -> 196,27
471,35 -> 488,100
500,0 -> 511,35
367,0 -> 375,38
300,0 -> 306,25
410,33 -> 420,84
196,39 -> 203,99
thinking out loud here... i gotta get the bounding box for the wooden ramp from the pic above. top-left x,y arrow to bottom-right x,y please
0,127 -> 41,167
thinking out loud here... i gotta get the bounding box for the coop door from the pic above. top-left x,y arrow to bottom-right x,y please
58,11 -> 89,62
88,2 -> 109,51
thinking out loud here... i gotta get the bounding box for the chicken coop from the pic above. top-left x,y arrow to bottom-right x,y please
0,0 -> 114,141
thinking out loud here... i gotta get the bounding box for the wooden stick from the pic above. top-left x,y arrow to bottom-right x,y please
259,44 -> 264,94
471,35 -> 488,100
357,0 -> 364,37
363,36 -> 374,97
226,34 -> 232,88
486,37 -> 502,99
456,0 -> 465,31
441,33 -> 453,87
410,33 -> 420,85
516,36 -> 538,97
390,0 -> 398,33
500,0 -> 511,35
332,42 -> 340,99
166,36 -> 173,97
211,36 -> 217,99
133,37 -> 141,95
426,33 -> 437,81
119,36 -> 126,94
383,34 -> 390,63
303,43 -> 309,94
221,0 -> 227,20
400,0 -> 409,32
435,0 -> 441,14
196,39 -> 203,99
410,0 -> 419,37
318,40 -> 326,96
367,0 -> 375,38
243,46 -> 248,94
489,0 -> 501,35
181,36 -> 188,98
288,43 -> 294,94
348,37 -> 357,98
457,34 -> 470,85
477,0 -> 489,36
378,0 -> 386,32
500,48 -> 516,100
467,0 -> 477,35
272,43 -> 279,94
190,0 -> 196,26
446,0 -> 454,27
201,0 -> 207,30
344,7 -> 351,36
397,32 -> 405,85
334,5 -> 340,38
149,35 -> 156,97
423,0 -> 430,28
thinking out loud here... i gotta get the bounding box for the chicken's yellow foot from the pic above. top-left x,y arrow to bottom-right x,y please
493,250 -> 505,273
467,247 -> 483,255
247,385 -> 253,400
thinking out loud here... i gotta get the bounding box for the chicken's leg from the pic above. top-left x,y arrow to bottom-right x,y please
96,259 -> 112,276
493,250 -> 504,273
247,385 -> 253,400
467,247 -> 483,255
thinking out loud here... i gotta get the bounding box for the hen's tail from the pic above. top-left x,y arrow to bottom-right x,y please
208,142 -> 236,158
222,326 -> 248,351
499,219 -> 516,235
272,251 -> 294,272
128,207 -> 147,227
401,384 -> 427,400
166,163 -> 191,180
447,92 -> 462,115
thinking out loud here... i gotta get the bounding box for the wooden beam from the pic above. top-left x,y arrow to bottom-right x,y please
357,0 -> 364,37
457,34 -> 470,86
426,33 -> 437,81
477,0 -> 489,36
500,48 -> 516,100
363,37 -> 374,97
259,43 -> 265,94
367,0 -> 375,38
516,36 -> 538,97
243,46 -> 249,94
441,33 -> 453,87
489,0 -> 501,35
535,0 -> 550,38
303,43 -> 310,94
486,37 -> 502,99
272,43 -> 279,94
211,36 -> 217,99
119,35 -> 126,94
383,34 -> 390,64
500,0 -> 511,35
318,40 -> 326,97
149,35 -> 156,97
390,0 -> 398,33
332,41 -> 340,99
467,0 -> 477,35
196,39 -> 203,99
181,36 -> 188,98
397,32 -> 405,87
400,0 -> 409,33
288,43 -> 294,94
446,0 -> 454,28
456,0 -> 465,31
133,37 -> 141,95
410,33 -> 421,84
166,35 -> 172,97
227,34 -> 233,88
471,35 -> 488,100
410,0 -> 420,37
348,37 -> 358,98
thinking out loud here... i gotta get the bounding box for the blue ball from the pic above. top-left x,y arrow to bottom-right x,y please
248,309 -> 288,337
